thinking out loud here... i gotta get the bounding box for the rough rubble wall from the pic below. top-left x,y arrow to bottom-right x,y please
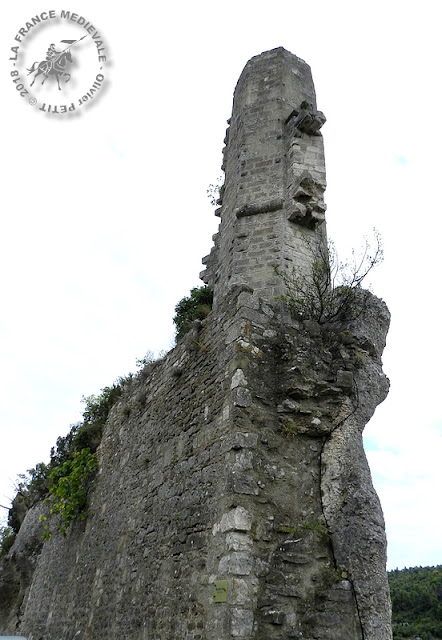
0,47 -> 392,640
201,48 -> 328,307
0,286 -> 391,639
2,293 -> 235,639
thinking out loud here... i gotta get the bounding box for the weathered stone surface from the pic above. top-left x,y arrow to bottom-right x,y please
200,47 -> 328,306
0,284 -> 390,639
321,293 -> 392,640
231,608 -> 254,636
0,48 -> 392,640
213,506 -> 253,535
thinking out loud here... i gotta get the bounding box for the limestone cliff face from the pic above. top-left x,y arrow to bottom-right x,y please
321,293 -> 391,639
0,48 -> 392,640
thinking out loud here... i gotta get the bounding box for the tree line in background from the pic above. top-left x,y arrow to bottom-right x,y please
389,565 -> 442,639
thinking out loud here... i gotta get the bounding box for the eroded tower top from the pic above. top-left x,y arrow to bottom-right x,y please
201,47 -> 328,306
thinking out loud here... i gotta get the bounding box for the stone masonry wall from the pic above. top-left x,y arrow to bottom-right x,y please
201,48 -> 328,307
1,285 -> 391,640
0,48 -> 392,640
2,289 -> 236,639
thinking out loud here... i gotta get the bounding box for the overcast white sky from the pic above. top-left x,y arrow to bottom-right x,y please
1,0 -> 441,571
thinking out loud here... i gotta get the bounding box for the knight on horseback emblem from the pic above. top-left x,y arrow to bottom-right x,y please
27,36 -> 87,90
45,43 -> 60,75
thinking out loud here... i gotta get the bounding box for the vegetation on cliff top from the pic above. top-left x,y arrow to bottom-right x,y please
4,375 -> 131,541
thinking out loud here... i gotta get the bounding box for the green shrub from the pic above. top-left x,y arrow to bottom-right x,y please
275,230 -> 383,325
0,526 -> 16,557
50,425 -> 79,468
8,376 -> 132,540
81,377 -> 129,426
73,376 -> 130,453
41,448 -> 99,538
173,286 -> 213,340
40,379 -> 131,537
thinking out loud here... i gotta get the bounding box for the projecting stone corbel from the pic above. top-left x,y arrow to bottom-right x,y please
286,100 -> 326,136
288,171 -> 326,229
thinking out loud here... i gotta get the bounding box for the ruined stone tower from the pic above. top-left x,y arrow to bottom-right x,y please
201,47 -> 327,305
0,48 -> 392,640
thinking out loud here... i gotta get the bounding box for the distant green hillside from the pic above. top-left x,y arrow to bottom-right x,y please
389,566 -> 442,639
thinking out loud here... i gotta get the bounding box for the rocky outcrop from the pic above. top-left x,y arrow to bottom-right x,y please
0,506 -> 44,633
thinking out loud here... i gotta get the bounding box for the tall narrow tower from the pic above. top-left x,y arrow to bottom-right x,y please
202,47 -> 327,305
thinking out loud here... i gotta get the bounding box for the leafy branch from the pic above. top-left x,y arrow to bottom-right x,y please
207,176 -> 224,207
40,448 -> 98,538
0,525 -> 16,557
8,377 -> 132,541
